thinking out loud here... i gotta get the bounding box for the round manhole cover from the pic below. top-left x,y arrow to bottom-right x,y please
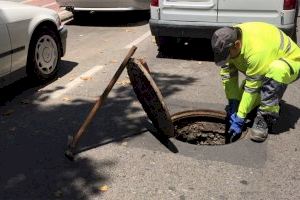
172,110 -> 246,145
127,59 -> 174,137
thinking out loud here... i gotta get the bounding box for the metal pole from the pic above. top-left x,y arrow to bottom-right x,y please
65,46 -> 137,160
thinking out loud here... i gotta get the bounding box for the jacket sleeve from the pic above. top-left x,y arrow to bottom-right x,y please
237,56 -> 263,118
220,63 -> 241,101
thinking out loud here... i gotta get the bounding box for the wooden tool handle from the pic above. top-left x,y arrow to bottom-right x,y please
69,46 -> 137,149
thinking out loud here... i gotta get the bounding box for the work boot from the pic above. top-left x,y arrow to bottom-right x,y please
249,115 -> 275,142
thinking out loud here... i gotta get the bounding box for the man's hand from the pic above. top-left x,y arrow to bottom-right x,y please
228,113 -> 245,142
227,99 -> 240,117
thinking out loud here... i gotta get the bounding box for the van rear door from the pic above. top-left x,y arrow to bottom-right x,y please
160,0 -> 218,22
218,0 -> 281,25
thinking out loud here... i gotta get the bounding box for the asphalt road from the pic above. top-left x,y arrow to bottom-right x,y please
0,12 -> 300,200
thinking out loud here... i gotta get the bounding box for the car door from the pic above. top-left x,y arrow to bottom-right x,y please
0,12 -> 12,79
160,0 -> 218,22
217,0 -> 282,25
6,19 -> 28,73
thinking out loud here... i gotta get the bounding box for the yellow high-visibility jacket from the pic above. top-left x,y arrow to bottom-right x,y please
220,22 -> 300,118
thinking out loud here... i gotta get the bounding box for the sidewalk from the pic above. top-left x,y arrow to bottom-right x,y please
22,0 -> 73,22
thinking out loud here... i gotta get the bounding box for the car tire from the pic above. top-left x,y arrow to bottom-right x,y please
291,0 -> 299,42
27,26 -> 61,82
155,36 -> 176,52
72,11 -> 87,22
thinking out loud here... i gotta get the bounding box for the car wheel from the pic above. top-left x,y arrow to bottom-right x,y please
27,26 -> 61,82
72,11 -> 87,22
291,0 -> 299,42
155,36 -> 176,52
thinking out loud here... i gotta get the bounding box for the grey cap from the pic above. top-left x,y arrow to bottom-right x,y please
211,27 -> 238,66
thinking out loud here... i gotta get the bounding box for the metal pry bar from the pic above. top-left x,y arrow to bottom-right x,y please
65,46 -> 138,161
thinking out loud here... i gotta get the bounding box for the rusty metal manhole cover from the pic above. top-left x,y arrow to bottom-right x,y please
127,59 -> 174,137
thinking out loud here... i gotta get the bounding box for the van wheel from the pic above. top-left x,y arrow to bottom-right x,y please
72,11 -> 87,22
27,26 -> 61,82
155,36 -> 176,51
291,0 -> 299,43
291,26 -> 297,43
72,11 -> 81,21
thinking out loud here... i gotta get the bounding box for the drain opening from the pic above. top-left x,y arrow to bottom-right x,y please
172,110 -> 245,145
173,116 -> 226,145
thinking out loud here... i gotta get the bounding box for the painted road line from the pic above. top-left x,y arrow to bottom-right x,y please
42,2 -> 57,8
49,65 -> 104,100
125,31 -> 151,49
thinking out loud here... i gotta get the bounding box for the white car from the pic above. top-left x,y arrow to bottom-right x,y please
0,1 -> 67,88
56,0 -> 150,12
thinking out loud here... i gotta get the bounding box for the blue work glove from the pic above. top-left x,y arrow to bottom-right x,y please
227,99 -> 240,117
228,113 -> 245,142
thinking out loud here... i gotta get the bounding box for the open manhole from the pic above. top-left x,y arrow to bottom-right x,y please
172,110 -> 246,145
127,59 -> 245,146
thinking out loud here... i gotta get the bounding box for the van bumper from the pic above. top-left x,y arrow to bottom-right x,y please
149,19 -> 296,39
149,19 -> 220,39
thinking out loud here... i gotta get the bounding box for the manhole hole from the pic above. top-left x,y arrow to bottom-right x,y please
172,110 -> 245,145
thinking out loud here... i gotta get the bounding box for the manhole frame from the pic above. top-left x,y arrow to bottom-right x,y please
171,109 -> 248,145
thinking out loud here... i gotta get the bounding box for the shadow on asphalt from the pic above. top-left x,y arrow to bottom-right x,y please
144,120 -> 179,154
77,71 -> 196,153
0,60 -> 77,106
66,11 -> 150,27
272,101 -> 300,134
0,68 -> 196,199
156,38 -> 214,62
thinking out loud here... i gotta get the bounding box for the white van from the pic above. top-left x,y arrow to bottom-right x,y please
149,0 -> 298,49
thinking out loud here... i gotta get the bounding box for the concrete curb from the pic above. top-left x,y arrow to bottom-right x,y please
58,9 -> 73,22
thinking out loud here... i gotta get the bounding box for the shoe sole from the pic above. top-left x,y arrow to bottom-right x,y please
250,135 -> 267,142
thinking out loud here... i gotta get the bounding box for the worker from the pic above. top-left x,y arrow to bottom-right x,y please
211,22 -> 300,142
